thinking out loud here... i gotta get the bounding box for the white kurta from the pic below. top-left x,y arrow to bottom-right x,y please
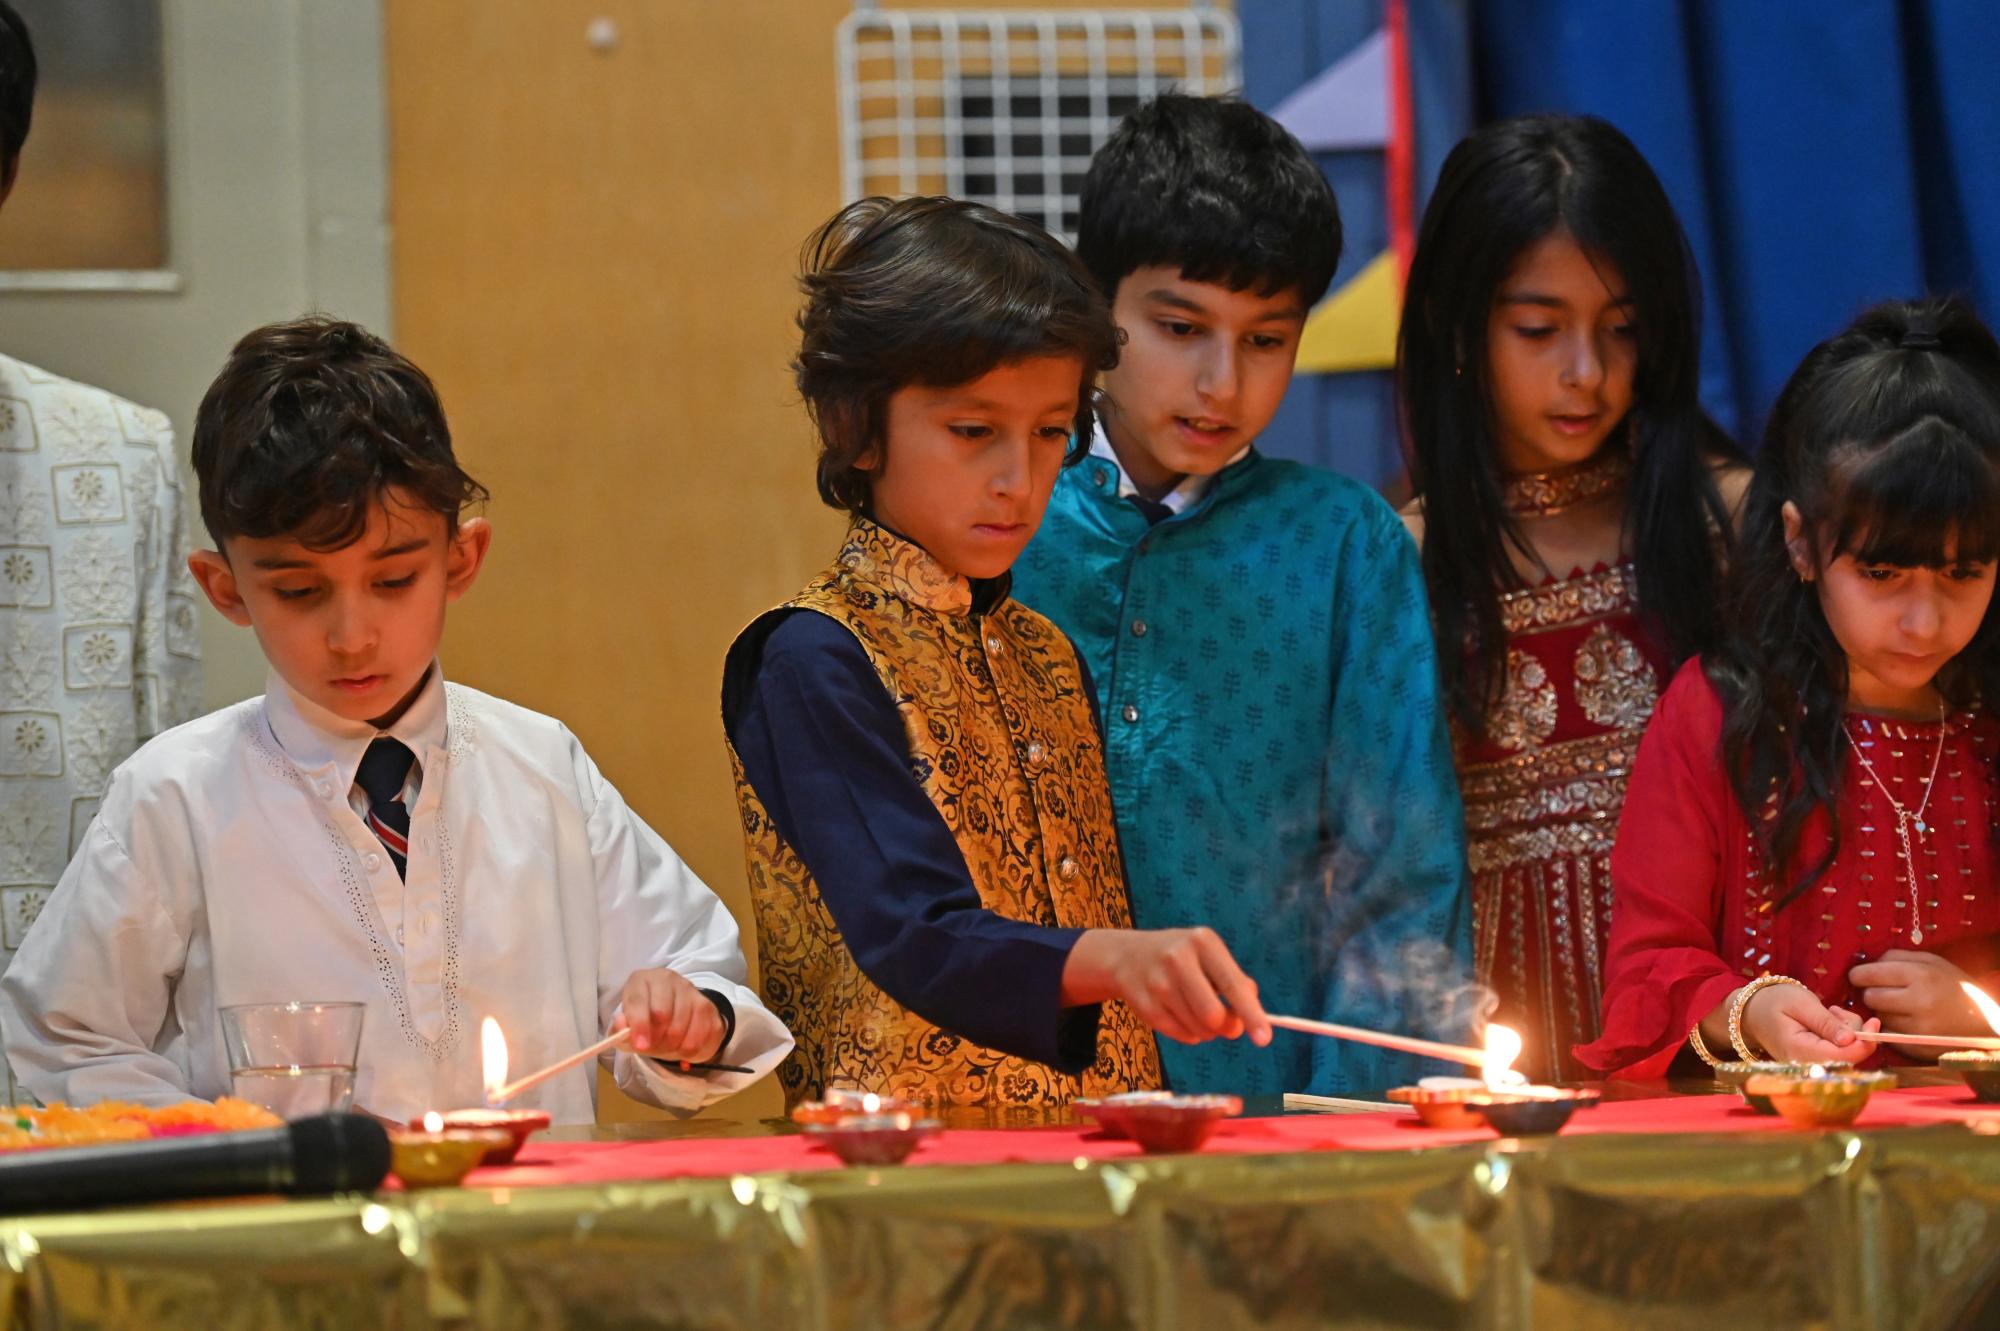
0,353 -> 203,1104
0,668 -> 790,1124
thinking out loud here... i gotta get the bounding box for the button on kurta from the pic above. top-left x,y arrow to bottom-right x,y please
1026,741 -> 1045,765
1058,857 -> 1079,879
1131,620 -> 1148,637
1121,704 -> 1139,724
365,852 -> 382,873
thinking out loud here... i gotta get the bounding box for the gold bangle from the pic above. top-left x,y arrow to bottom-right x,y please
1688,1022 -> 1725,1069
1728,974 -> 1803,1061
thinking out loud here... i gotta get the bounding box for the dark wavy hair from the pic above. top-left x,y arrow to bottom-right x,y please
192,316 -> 487,550
0,0 -> 34,185
1077,92 -> 1341,304
794,195 -> 1119,515
1707,296 -> 2000,901
1398,114 -> 1741,733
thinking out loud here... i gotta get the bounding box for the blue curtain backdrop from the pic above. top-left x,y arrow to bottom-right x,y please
1244,0 -> 2000,480
1240,0 -> 1473,489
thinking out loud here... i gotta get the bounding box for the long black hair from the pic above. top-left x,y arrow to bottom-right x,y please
1707,296 -> 2000,901
1398,114 -> 1739,733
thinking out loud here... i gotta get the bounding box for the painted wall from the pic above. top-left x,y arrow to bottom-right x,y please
0,0 -> 392,713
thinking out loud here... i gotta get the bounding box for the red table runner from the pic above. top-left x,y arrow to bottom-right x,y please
468,1083 -> 2000,1190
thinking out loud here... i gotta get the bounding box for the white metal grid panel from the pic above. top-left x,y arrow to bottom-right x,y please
837,7 -> 1242,242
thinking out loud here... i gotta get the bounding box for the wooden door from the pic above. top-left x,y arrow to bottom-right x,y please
385,1 -> 854,1120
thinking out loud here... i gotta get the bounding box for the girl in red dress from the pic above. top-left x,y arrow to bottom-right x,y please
1579,297 -> 2000,1079
1398,116 -> 1749,1080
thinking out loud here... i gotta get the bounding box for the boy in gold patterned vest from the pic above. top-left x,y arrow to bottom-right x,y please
722,197 -> 1274,1112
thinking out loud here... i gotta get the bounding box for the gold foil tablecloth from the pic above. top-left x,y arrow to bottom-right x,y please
5,1118 -> 2000,1328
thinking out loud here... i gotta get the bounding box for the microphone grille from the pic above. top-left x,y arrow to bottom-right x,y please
287,1114 -> 392,1193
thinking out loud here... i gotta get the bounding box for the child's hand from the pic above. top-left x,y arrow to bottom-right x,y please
1062,927 -> 1274,1046
1738,983 -> 1877,1064
1849,949 -> 1985,1045
611,969 -> 725,1062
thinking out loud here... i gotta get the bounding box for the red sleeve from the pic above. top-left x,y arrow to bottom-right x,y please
1573,660 -> 1745,1078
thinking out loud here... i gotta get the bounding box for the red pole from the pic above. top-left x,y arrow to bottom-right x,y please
1384,0 -> 1416,282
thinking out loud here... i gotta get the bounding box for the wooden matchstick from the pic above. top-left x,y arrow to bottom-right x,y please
488,1029 -> 633,1104
1846,1029 -> 2000,1052
1266,1014 -> 1489,1069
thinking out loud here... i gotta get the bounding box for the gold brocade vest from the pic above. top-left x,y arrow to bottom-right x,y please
725,521 -> 1163,1111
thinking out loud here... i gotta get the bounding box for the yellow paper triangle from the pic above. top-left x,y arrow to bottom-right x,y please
1295,249 -> 1402,375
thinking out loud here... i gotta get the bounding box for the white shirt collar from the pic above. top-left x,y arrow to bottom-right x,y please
1089,421 -> 1248,515
262,663 -> 448,790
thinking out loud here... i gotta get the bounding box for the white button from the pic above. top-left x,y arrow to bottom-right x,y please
1058,857 -> 1079,880
365,852 -> 382,872
986,637 -> 1004,655
1026,742 -> 1045,764
1131,620 -> 1148,637
1121,704 -> 1139,724
315,781 -> 333,799
394,926 -> 405,945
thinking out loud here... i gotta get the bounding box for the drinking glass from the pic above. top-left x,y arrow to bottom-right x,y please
219,1000 -> 365,1118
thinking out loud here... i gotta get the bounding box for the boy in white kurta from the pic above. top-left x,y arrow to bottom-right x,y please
0,317 -> 790,1124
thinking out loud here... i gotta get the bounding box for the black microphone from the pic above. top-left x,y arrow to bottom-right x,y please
0,1112 -> 390,1214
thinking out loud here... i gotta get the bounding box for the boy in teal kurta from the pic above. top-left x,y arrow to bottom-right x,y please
1011,95 -> 1472,1095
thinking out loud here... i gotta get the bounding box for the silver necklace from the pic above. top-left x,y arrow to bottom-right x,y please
1845,703 -> 1948,945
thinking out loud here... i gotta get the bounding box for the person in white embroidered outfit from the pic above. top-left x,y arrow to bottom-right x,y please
0,4 -> 202,1104
0,317 -> 789,1123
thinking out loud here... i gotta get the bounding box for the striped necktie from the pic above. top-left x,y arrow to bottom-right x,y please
354,737 -> 415,879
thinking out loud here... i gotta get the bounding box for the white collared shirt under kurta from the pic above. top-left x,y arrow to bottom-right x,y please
1086,422 -> 1248,515
0,667 -> 790,1124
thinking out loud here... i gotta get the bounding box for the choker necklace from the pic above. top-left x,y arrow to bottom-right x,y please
1845,704 -> 1947,946
1500,449 -> 1631,517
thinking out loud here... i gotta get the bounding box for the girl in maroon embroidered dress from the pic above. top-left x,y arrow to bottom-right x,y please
1580,298 -> 2000,1079
1397,116 -> 1748,1080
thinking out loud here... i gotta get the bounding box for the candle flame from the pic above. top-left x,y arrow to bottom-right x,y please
1482,1024 -> 1525,1090
422,1111 -> 443,1132
1962,982 -> 2000,1036
482,1016 -> 509,1099
861,1093 -> 881,1114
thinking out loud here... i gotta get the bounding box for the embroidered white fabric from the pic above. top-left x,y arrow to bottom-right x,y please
0,353 -> 201,1103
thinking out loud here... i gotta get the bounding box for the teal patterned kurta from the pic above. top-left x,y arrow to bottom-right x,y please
1012,449 -> 1473,1095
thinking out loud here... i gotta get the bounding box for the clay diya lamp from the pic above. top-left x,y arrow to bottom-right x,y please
1743,1068 -> 1895,1129
1465,1087 -> 1600,1137
1070,1090 -> 1180,1139
388,1124 -> 513,1188
802,1110 -> 942,1165
415,1108 -> 552,1164
790,1090 -> 924,1128
1386,1082 -> 1490,1130
1072,1093 -> 1241,1153
1713,1061 -> 1822,1116
1935,1050 -> 2000,1102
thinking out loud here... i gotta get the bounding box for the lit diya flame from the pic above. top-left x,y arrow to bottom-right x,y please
1481,1023 -> 1525,1091
1962,981 -> 2000,1037
422,1110 -> 443,1133
482,1016 -> 509,1103
1480,1023 -> 1568,1099
861,1093 -> 881,1114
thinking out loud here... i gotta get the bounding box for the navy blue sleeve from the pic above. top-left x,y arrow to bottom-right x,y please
728,610 -> 1101,1073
